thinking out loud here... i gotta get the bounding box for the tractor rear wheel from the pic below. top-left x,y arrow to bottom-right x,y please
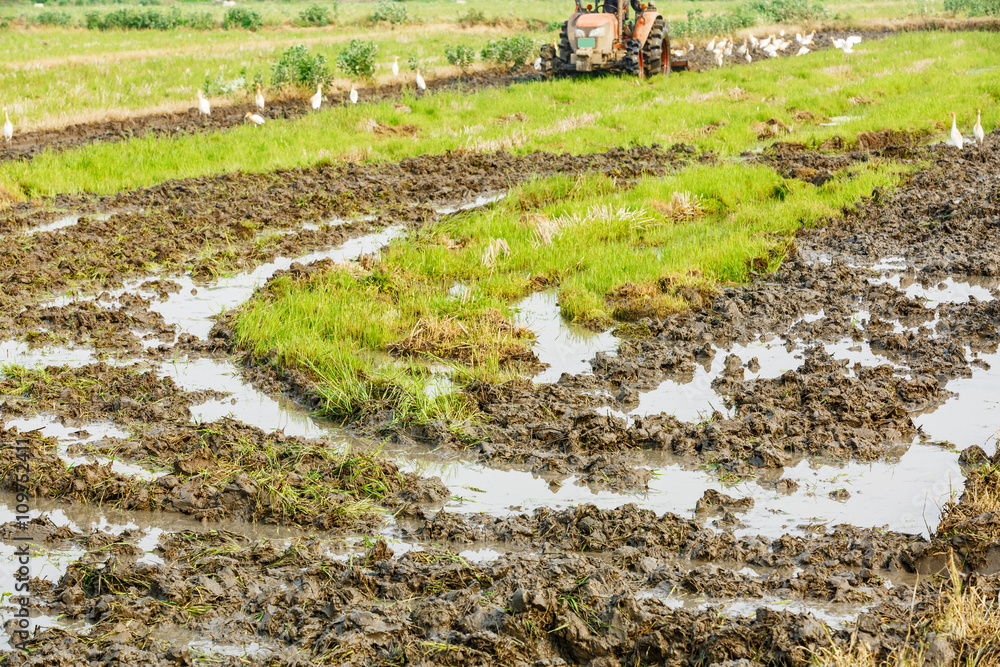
642,16 -> 666,77
623,38 -> 642,76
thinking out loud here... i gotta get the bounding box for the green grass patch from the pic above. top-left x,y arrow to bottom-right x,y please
2,30 -> 995,197
235,159 -> 911,424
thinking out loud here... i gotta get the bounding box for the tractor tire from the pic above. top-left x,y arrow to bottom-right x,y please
642,16 -> 666,77
557,22 -> 573,69
623,38 -> 642,76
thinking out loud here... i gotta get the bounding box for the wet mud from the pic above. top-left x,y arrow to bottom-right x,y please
1,127 -> 999,663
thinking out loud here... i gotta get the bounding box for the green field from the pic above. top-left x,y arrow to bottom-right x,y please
3,29 -> 997,197
0,0 -> 974,131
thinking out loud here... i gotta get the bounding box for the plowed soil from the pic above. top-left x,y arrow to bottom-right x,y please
1,128 -> 999,665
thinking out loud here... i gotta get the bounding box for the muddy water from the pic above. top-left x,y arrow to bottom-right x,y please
514,291 -> 621,384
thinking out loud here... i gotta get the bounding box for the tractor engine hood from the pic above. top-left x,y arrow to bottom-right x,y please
570,12 -> 616,57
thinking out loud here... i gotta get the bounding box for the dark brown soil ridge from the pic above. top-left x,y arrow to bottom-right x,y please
2,523 -> 994,666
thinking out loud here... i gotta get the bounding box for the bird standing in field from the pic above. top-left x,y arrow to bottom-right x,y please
349,85 -> 358,104
796,46 -> 810,56
255,83 -> 265,110
415,68 -> 426,92
392,56 -> 400,77
197,89 -> 210,115
973,109 -> 985,145
2,107 -> 11,142
311,84 -> 323,110
950,112 -> 964,150
244,112 -> 265,126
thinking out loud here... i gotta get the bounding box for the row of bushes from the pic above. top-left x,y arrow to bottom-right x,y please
28,1 -> 417,30
337,36 -> 536,81
46,6 -> 294,30
206,36 -> 537,99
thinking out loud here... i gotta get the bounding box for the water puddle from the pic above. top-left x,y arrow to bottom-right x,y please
159,356 -> 357,443
5,415 -> 162,481
434,192 -> 506,215
400,439 -> 956,539
514,291 -> 620,384
0,340 -> 97,368
639,585 -> 868,629
869,274 -> 997,306
599,336 -> 899,425
25,212 -> 113,236
913,347 -> 1000,451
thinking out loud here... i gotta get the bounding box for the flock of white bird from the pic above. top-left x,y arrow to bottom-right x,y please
0,35 -> 990,150
229,55 -> 425,126
3,56 -> 427,141
671,30 -> 861,67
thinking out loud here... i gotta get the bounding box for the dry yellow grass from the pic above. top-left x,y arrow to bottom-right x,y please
480,237 -> 511,270
650,191 -> 706,222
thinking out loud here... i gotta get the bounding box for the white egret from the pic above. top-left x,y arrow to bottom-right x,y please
349,85 -> 358,104
392,56 -> 400,77
311,84 -> 323,110
197,89 -> 210,115
745,52 -> 752,64
737,40 -> 747,56
415,68 -> 426,91
706,37 -> 717,52
255,83 -> 265,110
796,46 -> 810,56
950,112 -> 964,150
244,112 -> 265,126
973,109 -> 985,145
2,107 -> 11,142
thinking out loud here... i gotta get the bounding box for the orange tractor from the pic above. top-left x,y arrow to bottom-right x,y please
539,0 -> 687,77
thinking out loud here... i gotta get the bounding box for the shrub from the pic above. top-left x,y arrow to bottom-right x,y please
186,11 -> 215,30
480,36 -> 534,70
223,7 -> 262,31
84,8 -> 187,30
444,44 -> 476,72
944,0 -> 1000,15
299,4 -> 331,26
370,0 -> 407,25
337,39 -> 378,80
272,44 -> 330,89
35,10 -> 73,26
